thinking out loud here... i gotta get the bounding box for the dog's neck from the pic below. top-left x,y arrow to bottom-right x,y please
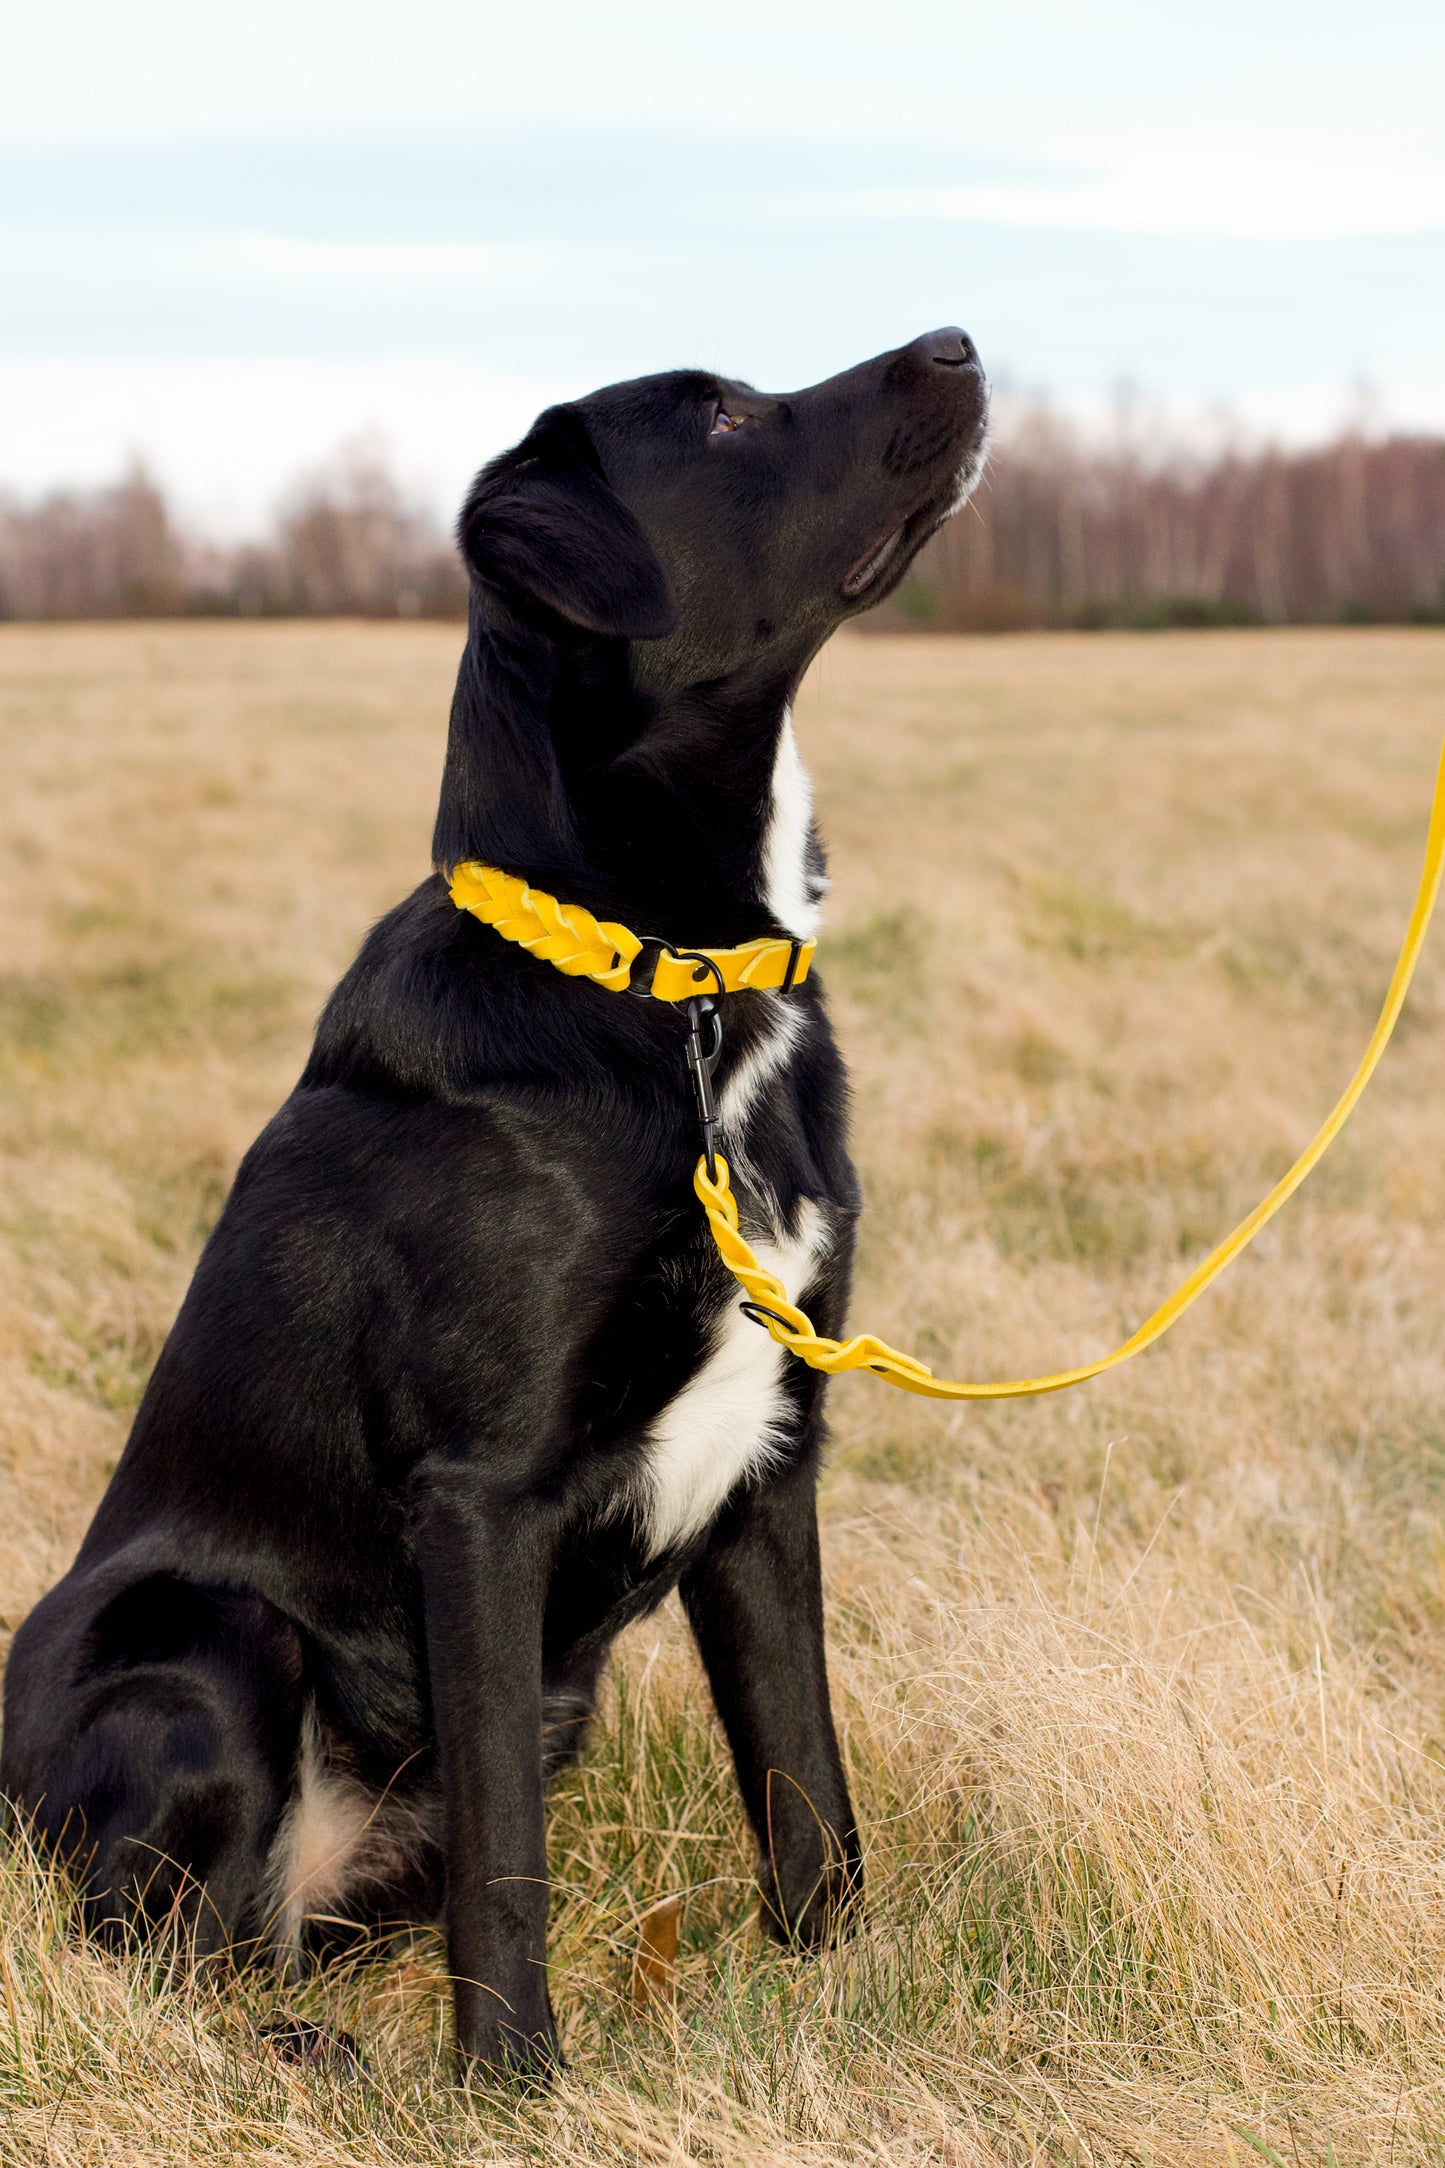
431,603 -> 822,946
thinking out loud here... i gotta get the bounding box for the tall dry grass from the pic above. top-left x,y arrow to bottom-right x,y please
2,622 -> 1444,2164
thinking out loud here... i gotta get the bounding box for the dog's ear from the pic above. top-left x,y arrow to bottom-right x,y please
459,407 -> 678,640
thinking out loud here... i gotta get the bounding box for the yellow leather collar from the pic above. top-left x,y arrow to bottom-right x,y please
448,859 -> 814,999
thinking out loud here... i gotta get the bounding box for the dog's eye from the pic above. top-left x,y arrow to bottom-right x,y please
710,406 -> 742,436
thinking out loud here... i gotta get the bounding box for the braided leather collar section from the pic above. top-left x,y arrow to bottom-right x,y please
447,860 -> 815,999
449,861 -> 640,990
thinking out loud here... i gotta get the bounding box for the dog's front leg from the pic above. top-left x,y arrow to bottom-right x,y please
414,1464 -> 558,2077
680,1450 -> 862,1948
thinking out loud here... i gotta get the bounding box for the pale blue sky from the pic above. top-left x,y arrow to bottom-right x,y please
4,0 -> 1443,530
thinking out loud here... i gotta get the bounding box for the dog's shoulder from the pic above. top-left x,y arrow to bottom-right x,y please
298,874 -> 621,1106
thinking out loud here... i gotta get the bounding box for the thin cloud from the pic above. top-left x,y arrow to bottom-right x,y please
848,129 -> 1445,241
201,234 -> 538,280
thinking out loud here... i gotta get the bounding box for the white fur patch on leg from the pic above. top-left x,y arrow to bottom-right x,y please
264,1710 -> 435,1960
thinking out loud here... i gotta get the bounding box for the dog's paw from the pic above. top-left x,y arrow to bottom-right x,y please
457,2025 -> 564,2092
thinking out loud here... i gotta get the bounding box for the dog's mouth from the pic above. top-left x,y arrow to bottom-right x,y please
840,487 -> 957,601
841,524 -> 908,599
841,427 -> 988,603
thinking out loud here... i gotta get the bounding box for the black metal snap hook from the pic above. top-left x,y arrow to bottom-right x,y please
686,994 -> 723,1071
684,992 -> 724,1180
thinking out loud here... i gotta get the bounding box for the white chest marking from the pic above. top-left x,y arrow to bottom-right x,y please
717,997 -> 804,1142
639,1199 -> 827,1558
638,707 -> 828,1558
760,710 -> 821,941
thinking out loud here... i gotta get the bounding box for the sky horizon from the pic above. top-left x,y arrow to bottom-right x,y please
5,0 -> 1443,535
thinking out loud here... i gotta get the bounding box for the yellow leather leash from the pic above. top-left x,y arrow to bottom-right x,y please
450,728 -> 1445,1402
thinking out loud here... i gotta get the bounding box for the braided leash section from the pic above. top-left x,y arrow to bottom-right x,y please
450,861 -> 641,992
693,728 -> 1445,1400
692,1154 -> 937,1389
692,1150 -> 1211,1401
694,1150 -> 1154,1398
692,729 -> 1445,1402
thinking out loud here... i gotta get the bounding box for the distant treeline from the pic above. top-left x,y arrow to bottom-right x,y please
881,413 -> 1445,631
0,451 -> 468,623
4,419 -> 1445,629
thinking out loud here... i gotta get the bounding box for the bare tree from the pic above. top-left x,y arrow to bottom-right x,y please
268,441 -> 466,617
0,465 -> 183,619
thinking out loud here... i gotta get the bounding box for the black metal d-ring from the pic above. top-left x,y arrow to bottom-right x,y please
740,1301 -> 794,1334
669,948 -> 726,1001
626,938 -> 727,1003
624,935 -> 669,997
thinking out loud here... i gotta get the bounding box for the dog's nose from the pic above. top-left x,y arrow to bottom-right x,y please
921,327 -> 979,369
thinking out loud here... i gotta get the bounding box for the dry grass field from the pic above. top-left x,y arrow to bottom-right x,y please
2,621 -> 1445,2166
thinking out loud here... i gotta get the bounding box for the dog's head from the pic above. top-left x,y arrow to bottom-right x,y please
458,330 -> 987,692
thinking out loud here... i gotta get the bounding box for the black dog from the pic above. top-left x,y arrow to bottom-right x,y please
2,330 -> 987,2074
